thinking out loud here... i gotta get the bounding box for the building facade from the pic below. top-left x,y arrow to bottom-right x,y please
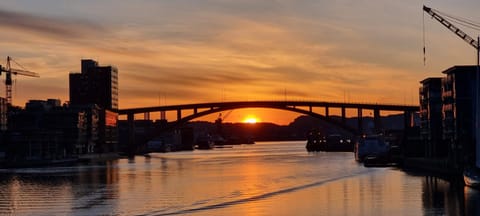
69,59 -> 118,110
69,104 -> 101,154
0,97 -> 6,131
69,59 -> 119,153
441,66 -> 478,170
99,109 -> 118,153
419,78 -> 444,158
7,99 -> 89,161
419,66 -> 480,170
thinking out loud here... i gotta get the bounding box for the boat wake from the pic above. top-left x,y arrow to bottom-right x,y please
142,169 -> 378,216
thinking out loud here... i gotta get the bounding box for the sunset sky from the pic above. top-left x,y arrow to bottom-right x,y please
0,0 -> 480,124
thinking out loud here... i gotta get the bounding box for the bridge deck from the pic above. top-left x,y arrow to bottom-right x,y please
118,100 -> 419,115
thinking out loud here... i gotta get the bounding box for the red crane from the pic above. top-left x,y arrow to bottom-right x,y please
0,56 -> 39,106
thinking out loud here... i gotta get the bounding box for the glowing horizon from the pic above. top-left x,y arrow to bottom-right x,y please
243,114 -> 260,124
0,1 -> 479,124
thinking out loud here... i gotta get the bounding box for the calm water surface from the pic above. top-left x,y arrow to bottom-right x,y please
0,141 -> 479,216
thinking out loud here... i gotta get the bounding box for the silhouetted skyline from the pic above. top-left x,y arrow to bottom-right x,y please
0,1 -> 479,124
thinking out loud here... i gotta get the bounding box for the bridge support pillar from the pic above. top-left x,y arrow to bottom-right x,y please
325,106 -> 329,117
357,108 -> 363,135
127,113 -> 135,157
194,108 -> 198,114
144,112 -> 150,120
374,109 -> 381,133
404,111 -> 413,128
309,106 -> 312,113
177,109 -> 182,121
341,107 -> 346,124
160,111 -> 166,120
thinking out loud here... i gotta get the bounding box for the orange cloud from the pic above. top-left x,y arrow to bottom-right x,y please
0,1 -> 476,124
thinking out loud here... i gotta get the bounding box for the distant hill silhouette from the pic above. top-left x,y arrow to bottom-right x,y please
118,113 -> 416,152
188,113 -> 412,141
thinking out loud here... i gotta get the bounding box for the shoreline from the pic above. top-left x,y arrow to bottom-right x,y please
0,152 -> 122,169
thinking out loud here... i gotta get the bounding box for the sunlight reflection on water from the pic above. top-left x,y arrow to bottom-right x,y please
0,141 -> 478,215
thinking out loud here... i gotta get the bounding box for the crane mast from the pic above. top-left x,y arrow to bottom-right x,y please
0,56 -> 39,106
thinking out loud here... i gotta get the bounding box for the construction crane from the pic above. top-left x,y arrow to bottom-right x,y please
215,110 -> 233,124
423,6 -> 480,171
0,56 -> 39,106
423,5 -> 479,64
215,110 -> 233,139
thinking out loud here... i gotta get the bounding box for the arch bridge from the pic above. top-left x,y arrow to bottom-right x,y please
118,100 -> 419,147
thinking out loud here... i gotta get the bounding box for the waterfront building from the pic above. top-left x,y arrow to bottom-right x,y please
441,66 -> 478,170
419,78 -> 445,158
118,119 -> 155,153
69,59 -> 119,152
0,97 -> 5,160
69,104 -> 100,153
100,109 -> 118,153
0,97 -> 6,131
7,99 -> 89,161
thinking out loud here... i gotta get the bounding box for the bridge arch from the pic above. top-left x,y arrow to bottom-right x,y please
119,101 -> 419,135
119,100 -> 419,155
177,105 -> 358,135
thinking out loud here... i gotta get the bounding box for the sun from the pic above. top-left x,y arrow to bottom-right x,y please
243,115 -> 259,124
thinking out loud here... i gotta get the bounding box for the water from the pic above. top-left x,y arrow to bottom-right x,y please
0,141 -> 478,216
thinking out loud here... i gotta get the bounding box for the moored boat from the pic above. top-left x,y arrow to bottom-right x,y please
324,134 -> 353,152
363,155 -> 391,167
196,134 -> 215,150
464,166 -> 480,188
355,135 -> 389,162
305,130 -> 323,152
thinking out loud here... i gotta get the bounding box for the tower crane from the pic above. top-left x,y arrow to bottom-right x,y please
0,56 -> 39,106
423,5 -> 479,63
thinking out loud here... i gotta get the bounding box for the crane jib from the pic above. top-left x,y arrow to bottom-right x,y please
423,5 -> 479,50
1,56 -> 39,105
